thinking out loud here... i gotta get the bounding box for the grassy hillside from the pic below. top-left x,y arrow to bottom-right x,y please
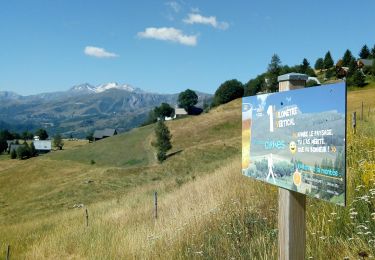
0,87 -> 375,259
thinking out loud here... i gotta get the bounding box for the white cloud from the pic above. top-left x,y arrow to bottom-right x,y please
165,1 -> 181,13
183,13 -> 229,30
84,46 -> 118,58
137,27 -> 197,46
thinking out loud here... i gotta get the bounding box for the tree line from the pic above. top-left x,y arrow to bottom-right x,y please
150,43 -> 375,163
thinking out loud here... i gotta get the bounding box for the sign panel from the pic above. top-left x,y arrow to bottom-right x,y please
242,82 -> 346,205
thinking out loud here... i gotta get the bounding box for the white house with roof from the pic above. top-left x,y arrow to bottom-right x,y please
33,140 -> 52,153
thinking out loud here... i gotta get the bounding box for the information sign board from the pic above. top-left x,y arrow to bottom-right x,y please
242,82 -> 346,205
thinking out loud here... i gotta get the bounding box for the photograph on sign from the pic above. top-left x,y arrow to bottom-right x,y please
242,82 -> 346,206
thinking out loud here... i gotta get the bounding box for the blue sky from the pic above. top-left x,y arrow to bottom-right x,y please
0,1 -> 374,95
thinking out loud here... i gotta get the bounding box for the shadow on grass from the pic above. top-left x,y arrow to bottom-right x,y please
167,149 -> 183,158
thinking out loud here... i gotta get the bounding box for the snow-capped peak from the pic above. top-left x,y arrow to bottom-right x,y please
70,82 -> 141,94
95,82 -> 137,93
70,83 -> 96,92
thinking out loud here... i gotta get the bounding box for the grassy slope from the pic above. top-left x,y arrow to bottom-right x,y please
0,86 -> 375,259
0,100 -> 241,258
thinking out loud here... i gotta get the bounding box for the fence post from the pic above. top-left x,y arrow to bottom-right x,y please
352,112 -> 357,134
368,106 -> 371,119
85,208 -> 89,227
6,245 -> 10,260
277,73 -> 306,260
361,102 -> 364,120
154,191 -> 158,219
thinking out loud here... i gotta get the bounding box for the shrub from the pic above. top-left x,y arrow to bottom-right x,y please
213,79 -> 244,106
16,145 -> 30,160
10,149 -> 17,159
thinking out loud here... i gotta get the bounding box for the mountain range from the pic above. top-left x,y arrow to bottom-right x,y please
0,83 -> 212,137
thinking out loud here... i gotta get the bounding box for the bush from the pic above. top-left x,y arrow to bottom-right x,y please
10,149 -> 17,159
53,134 -> 64,150
324,68 -> 335,79
86,132 -> 94,142
347,70 -> 366,87
306,80 -> 319,88
213,79 -> 244,106
0,138 -> 6,154
16,144 -> 30,160
30,142 -> 37,157
154,103 -> 174,118
244,75 -> 265,96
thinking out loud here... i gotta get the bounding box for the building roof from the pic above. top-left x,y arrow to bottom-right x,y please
277,73 -> 308,82
359,59 -> 373,67
93,128 -> 117,139
175,108 -> 188,115
307,77 -> 321,85
33,140 -> 52,150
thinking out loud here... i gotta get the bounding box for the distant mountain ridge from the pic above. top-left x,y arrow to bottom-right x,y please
0,83 -> 212,137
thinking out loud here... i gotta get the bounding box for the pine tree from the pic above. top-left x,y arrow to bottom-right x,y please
347,58 -> 357,77
359,44 -> 371,59
314,58 -> 324,71
342,49 -> 354,67
154,120 -> 172,163
300,58 -> 310,74
267,54 -> 282,92
323,51 -> 334,69
371,44 -> 375,58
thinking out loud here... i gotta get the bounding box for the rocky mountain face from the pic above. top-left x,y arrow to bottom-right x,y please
0,83 -> 212,137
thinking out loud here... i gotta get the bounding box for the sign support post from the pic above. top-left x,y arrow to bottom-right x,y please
277,74 -> 306,260
242,73 -> 346,259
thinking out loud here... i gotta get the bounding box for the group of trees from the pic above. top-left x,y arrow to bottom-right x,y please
10,142 -> 37,160
150,89 -> 199,163
0,128 -> 64,158
150,45 -> 375,163
0,128 -> 49,142
314,44 -> 375,87
143,89 -> 199,126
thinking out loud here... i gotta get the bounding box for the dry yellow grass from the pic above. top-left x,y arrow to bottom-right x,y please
7,159 -> 277,259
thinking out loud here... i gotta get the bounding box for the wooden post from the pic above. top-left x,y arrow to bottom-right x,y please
277,73 -> 306,260
368,106 -> 371,119
154,191 -> 158,219
278,189 -> 306,259
6,245 -> 10,260
352,112 -> 357,134
361,102 -> 364,121
85,208 -> 89,227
